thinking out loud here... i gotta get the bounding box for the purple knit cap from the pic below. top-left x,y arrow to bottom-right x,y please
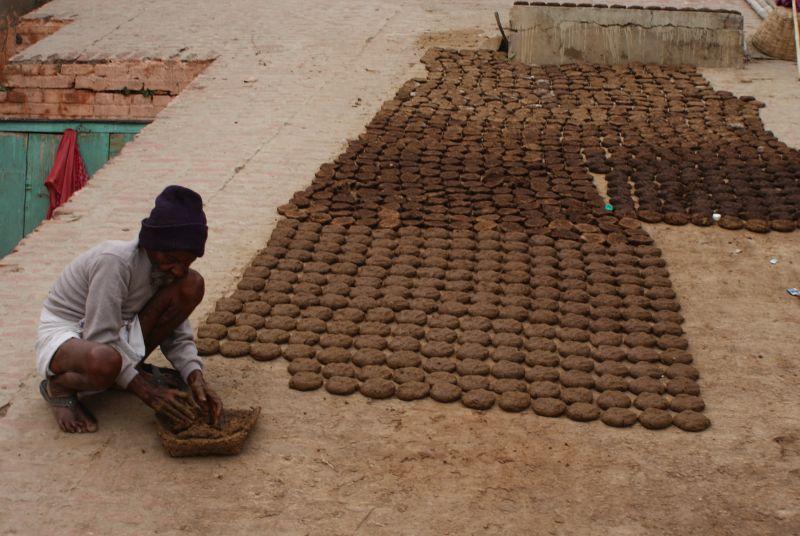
139,185 -> 208,257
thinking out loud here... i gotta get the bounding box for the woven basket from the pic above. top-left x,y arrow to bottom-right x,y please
157,407 -> 261,457
752,8 -> 798,61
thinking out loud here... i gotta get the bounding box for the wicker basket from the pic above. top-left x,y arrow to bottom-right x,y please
752,8 -> 798,61
157,407 -> 261,457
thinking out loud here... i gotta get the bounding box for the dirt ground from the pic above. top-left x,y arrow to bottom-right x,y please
2,5 -> 800,535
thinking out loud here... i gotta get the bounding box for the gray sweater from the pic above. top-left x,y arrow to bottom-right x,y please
42,239 -> 202,387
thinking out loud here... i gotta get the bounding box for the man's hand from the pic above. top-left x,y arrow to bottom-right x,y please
127,374 -> 198,429
187,370 -> 223,426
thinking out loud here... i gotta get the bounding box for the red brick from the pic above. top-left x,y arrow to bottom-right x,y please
2,64 -> 24,76
0,92 -> 6,103
152,95 -> 172,107
75,75 -> 143,92
19,64 -> 42,76
93,104 -> 130,118
129,104 -> 158,119
140,62 -> 170,79
22,89 -> 43,103
59,63 -> 94,76
143,77 -> 181,93
42,89 -> 62,104
25,103 -> 60,117
58,103 -> 93,118
6,91 -> 26,103
4,74 -> 75,89
62,90 -> 95,105
131,93 -> 153,106
40,64 -> 60,76
0,102 -> 24,115
94,63 -> 134,79
94,92 -> 115,105
113,93 -> 135,105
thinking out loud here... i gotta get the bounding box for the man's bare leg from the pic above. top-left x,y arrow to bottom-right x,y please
47,340 -> 122,433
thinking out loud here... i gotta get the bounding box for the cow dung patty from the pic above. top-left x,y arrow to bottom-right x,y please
666,377 -> 701,396
317,347 -> 351,364
669,394 -> 706,412
396,381 -> 430,401
498,391 -> 532,412
196,338 -> 220,356
461,389 -> 496,410
672,410 -> 711,432
458,374 -> 489,391
492,361 -> 525,379
325,376 -> 359,395
282,344 -> 316,361
529,381 -> 561,399
430,382 -> 462,402
250,342 -> 281,361
392,367 -> 426,384
288,358 -> 321,374
351,348 -> 384,366
322,362 -> 356,378
597,390 -> 632,409
638,407 -> 672,429
601,407 -> 638,427
219,340 -> 250,358
457,359 -> 491,376
359,378 -> 396,399
532,397 -> 567,417
422,342 -> 455,358
386,351 -> 422,369
634,392 -> 669,410
565,402 -> 601,422
289,371 -> 324,391
198,323 -> 227,340
560,370 -> 595,389
526,366 -> 560,382
561,387 -> 594,404
357,365 -> 393,381
628,376 -> 665,394
427,371 -> 457,384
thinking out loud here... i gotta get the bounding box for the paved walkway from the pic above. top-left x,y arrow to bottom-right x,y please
3,1 -> 800,535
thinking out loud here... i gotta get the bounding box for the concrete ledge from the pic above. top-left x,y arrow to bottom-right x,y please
509,3 -> 745,67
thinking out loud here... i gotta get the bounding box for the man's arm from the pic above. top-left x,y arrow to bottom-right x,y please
159,319 -> 202,381
161,323 -> 222,424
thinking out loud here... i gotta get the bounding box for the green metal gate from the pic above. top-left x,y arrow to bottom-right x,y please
0,121 -> 145,257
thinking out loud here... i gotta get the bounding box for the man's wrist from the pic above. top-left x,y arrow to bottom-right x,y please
187,369 -> 203,384
127,374 -> 155,404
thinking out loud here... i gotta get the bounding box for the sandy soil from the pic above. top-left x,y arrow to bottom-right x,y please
2,11 -> 800,536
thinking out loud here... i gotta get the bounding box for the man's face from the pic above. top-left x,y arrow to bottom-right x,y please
147,250 -> 197,286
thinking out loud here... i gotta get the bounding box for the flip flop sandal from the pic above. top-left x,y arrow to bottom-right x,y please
40,380 -> 98,430
39,379 -> 78,409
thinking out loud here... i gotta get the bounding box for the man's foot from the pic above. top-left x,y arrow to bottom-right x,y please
39,380 -> 98,433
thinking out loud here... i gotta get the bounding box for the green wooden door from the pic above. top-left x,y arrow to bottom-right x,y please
24,133 -> 59,235
77,132 -> 111,177
0,122 -> 146,258
0,133 -> 28,257
109,132 -> 136,159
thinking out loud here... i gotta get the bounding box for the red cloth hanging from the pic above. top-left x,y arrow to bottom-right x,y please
44,129 -> 89,219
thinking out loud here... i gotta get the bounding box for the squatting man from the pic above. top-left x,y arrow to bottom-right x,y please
36,185 -> 222,433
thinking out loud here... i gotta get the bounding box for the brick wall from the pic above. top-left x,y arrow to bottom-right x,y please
1,17 -> 68,73
0,60 -> 210,119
